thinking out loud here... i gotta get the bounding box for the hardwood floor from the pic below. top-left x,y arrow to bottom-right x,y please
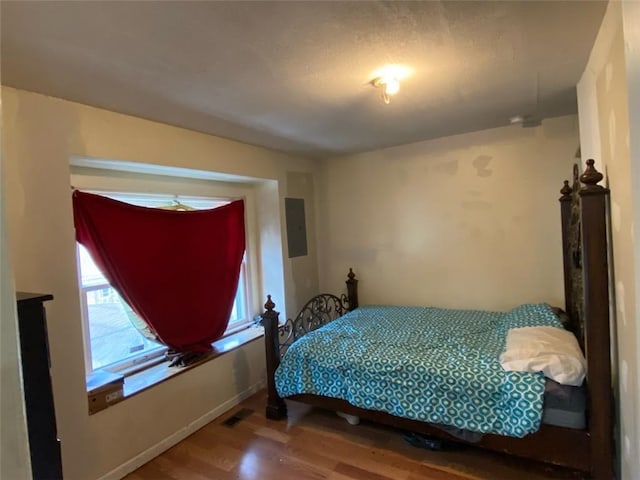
125,390 -> 585,480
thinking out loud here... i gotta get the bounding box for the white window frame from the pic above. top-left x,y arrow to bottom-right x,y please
74,186 -> 257,375
77,266 -> 169,372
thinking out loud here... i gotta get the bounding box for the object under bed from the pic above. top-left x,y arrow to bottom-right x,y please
275,304 -> 586,438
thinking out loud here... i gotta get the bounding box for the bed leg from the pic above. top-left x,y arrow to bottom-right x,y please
266,398 -> 287,420
262,295 -> 288,420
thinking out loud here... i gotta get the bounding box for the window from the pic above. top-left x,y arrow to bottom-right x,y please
77,192 -> 252,373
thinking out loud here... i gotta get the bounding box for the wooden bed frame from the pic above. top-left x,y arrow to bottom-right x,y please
261,159 -> 614,479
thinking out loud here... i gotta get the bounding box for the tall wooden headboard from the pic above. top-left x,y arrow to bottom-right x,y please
560,164 -> 586,348
559,159 -> 613,479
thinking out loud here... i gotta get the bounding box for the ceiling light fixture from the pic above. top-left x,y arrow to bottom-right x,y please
370,65 -> 411,105
372,75 -> 401,104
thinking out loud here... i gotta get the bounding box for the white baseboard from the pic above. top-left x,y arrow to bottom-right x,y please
97,380 -> 265,480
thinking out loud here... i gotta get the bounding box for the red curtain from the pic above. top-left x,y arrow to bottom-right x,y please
73,191 -> 245,353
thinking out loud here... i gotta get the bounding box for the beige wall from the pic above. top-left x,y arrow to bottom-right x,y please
1,87 -> 318,480
577,2 -> 640,478
0,89 -> 32,479
596,22 -> 637,479
621,4 -> 640,474
317,116 -> 578,311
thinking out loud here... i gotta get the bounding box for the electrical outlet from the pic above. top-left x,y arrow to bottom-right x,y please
106,391 -> 122,403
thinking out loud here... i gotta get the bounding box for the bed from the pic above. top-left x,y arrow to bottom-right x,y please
261,160 -> 614,479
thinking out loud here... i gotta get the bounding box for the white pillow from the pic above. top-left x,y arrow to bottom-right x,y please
500,326 -> 586,386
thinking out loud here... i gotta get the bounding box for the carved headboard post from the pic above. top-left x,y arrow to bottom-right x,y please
345,268 -> 359,311
261,295 -> 287,420
559,180 -> 574,324
578,159 -> 613,480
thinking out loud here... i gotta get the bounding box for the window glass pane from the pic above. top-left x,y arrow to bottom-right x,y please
78,244 -> 163,370
85,286 -> 163,370
78,244 -> 107,287
101,193 -> 228,211
228,261 -> 248,328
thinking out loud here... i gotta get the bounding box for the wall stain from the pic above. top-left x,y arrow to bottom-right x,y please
472,155 -> 493,177
468,190 -> 482,197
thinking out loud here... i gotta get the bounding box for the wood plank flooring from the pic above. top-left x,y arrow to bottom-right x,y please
125,390 -> 585,480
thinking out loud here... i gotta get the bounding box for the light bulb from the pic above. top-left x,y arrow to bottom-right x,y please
384,77 -> 400,96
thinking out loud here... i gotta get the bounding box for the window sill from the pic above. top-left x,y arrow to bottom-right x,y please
86,326 -> 264,414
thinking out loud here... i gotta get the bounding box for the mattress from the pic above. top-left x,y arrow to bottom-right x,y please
543,379 -> 586,429
275,304 -> 566,438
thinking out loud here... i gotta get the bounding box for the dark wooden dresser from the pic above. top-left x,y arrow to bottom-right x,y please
16,292 -> 63,479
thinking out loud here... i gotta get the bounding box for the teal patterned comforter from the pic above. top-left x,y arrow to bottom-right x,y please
275,303 -> 563,437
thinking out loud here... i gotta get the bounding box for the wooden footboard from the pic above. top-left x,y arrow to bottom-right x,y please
262,269 -> 358,419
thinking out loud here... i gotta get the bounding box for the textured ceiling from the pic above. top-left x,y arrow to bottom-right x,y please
1,1 -> 606,158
